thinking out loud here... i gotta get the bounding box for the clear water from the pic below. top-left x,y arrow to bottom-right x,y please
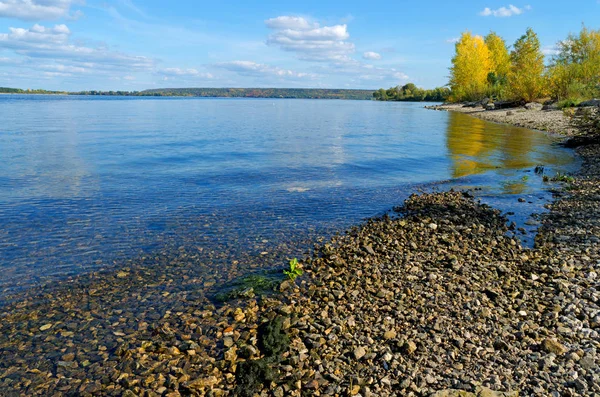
0,95 -> 576,297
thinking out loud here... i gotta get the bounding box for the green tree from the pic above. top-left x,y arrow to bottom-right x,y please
508,28 -> 546,102
484,32 -> 511,98
548,26 -> 600,101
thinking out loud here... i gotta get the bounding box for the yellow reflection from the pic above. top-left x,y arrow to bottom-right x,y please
446,112 -> 535,179
500,181 -> 527,195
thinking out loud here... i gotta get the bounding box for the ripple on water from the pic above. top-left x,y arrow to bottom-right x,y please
0,96 -> 577,299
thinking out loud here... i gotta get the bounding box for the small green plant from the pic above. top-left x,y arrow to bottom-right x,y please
284,258 -> 303,281
551,172 -> 575,183
542,172 -> 575,185
521,175 -> 529,182
557,98 -> 581,109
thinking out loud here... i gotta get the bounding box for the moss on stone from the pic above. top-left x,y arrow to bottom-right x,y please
234,359 -> 275,397
257,316 -> 290,358
214,272 -> 282,302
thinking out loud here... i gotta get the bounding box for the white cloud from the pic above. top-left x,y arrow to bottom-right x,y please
542,45 -> 559,56
0,0 -> 83,21
265,15 -> 355,62
262,15 -> 409,87
362,51 -> 381,60
38,63 -> 86,73
446,37 -> 459,44
480,4 -> 531,17
216,60 -> 317,79
2,23 -> 71,43
157,68 -> 213,79
318,62 -> 408,83
0,23 -> 154,70
264,16 -> 317,30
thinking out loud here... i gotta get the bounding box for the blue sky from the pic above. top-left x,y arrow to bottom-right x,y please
0,0 -> 598,91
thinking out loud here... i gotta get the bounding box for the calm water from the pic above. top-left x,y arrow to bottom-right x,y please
0,95 -> 576,297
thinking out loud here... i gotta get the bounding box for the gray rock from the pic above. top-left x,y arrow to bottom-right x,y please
525,102 -> 543,111
579,354 -> 596,370
578,99 -> 600,107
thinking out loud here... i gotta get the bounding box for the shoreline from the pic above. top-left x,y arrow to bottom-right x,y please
1,108 -> 599,395
425,103 -> 579,136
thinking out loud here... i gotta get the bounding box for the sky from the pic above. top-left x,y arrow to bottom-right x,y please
0,0 -> 598,91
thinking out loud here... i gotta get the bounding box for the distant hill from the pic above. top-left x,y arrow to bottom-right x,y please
136,88 -> 374,100
0,87 -> 66,94
1,86 -> 375,100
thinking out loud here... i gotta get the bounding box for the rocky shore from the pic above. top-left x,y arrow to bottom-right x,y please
424,103 -> 578,136
1,106 -> 599,396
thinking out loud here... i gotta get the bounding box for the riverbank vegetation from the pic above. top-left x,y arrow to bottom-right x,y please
374,25 -> 599,109
372,83 -> 450,102
448,26 -> 599,106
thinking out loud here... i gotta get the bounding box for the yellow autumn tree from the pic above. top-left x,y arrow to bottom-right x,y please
484,32 -> 511,97
547,26 -> 600,100
449,32 -> 492,102
508,28 -> 546,102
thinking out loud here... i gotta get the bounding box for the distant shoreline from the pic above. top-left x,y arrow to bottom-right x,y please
0,87 -> 376,100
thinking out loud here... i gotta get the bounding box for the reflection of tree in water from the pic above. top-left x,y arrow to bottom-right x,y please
500,180 -> 528,195
445,112 -> 536,186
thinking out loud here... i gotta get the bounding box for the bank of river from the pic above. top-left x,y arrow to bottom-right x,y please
1,103 -> 598,396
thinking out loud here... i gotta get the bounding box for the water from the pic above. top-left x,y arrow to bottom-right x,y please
0,95 -> 576,298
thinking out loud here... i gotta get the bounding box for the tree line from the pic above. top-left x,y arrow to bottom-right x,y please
372,83 -> 450,102
449,26 -> 599,105
136,88 -> 374,100
373,26 -> 599,106
0,87 -> 67,94
0,87 -> 375,100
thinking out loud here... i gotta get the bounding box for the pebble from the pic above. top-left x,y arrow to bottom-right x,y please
354,346 -> 367,360
542,338 -> 568,355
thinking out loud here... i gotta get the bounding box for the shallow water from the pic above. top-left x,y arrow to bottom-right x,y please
0,96 -> 576,298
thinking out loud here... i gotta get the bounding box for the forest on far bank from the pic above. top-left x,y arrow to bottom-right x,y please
0,87 -> 374,100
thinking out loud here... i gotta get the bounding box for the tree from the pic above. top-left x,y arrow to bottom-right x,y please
373,88 -> 388,100
508,28 -> 546,102
449,31 -> 492,102
484,32 -> 511,98
372,84 -> 450,102
548,26 -> 600,100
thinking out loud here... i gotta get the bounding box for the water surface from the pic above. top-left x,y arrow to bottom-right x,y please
0,96 -> 576,298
